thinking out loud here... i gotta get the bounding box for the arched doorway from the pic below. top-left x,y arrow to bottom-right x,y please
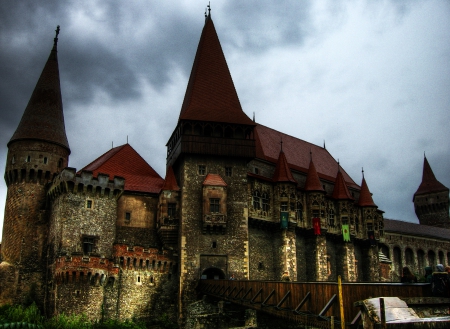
201,267 -> 226,280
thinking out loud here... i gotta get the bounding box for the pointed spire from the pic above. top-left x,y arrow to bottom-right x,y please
9,26 -> 70,153
179,14 -> 254,126
414,156 -> 448,198
332,170 -> 353,200
162,166 -> 180,191
304,156 -> 324,192
358,171 -> 377,207
272,149 -> 296,183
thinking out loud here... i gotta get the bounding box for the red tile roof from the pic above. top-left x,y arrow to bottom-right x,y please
179,16 -> 255,126
162,166 -> 180,191
414,157 -> 448,199
203,173 -> 227,186
272,150 -> 296,183
358,177 -> 377,207
9,40 -> 70,152
332,170 -> 353,200
254,124 -> 359,189
80,144 -> 163,193
304,159 -> 324,192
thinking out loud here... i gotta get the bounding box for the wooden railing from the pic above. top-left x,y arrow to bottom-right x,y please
198,279 -> 432,327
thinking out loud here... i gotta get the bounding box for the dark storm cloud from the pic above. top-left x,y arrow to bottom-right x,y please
220,1 -> 312,52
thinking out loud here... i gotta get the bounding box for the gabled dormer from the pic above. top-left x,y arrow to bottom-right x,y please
166,13 -> 256,167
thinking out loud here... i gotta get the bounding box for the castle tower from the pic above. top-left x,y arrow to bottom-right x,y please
1,27 -> 70,305
413,156 -> 449,228
272,149 -> 297,280
165,11 -> 255,321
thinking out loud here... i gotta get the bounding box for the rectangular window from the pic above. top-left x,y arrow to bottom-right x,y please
125,212 -> 131,221
280,202 -> 288,212
254,167 -> 259,175
26,155 -> 31,162
210,198 -> 220,213
83,237 -> 95,254
198,165 -> 206,175
342,216 -> 349,225
262,193 -> 270,212
312,209 -> 319,218
168,203 -> 176,217
43,157 -> 48,164
225,167 -> 232,177
253,191 -> 261,210
86,200 -> 93,209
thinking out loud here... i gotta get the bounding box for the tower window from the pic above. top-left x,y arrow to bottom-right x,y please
26,155 -> 31,162
198,165 -> 206,175
168,203 -> 176,217
58,158 -> 63,168
225,167 -> 232,177
43,157 -> 48,164
11,156 -> 15,164
262,193 -> 270,212
86,200 -> 93,209
212,241 -> 217,248
125,212 -> 131,221
210,198 -> 220,213
83,237 -> 95,254
253,190 -> 261,210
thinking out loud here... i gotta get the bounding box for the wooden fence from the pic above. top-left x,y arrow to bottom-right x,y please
198,279 -> 432,327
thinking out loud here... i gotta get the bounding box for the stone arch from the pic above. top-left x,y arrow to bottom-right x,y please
393,246 -> 402,282
417,249 -> 425,275
405,248 -> 414,267
427,250 -> 436,267
438,250 -> 444,265
201,267 -> 226,280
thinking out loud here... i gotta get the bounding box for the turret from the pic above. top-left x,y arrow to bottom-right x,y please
413,156 -> 449,228
1,26 -> 70,305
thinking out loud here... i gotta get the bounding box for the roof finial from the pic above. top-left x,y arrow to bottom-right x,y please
362,167 -> 364,178
323,140 -> 326,149
53,25 -> 60,48
309,148 -> 312,161
127,135 -> 129,144
280,137 -> 283,152
337,159 -> 341,172
253,111 -> 255,122
208,1 -> 211,16
424,151 -> 426,159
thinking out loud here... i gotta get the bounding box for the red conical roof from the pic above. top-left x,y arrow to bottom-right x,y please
332,170 -> 353,200
162,166 -> 180,191
80,144 -> 164,193
179,15 -> 255,126
9,32 -> 70,152
358,176 -> 377,207
304,158 -> 324,192
272,150 -> 296,183
414,156 -> 448,199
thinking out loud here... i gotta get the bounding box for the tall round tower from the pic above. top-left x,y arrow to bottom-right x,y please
1,26 -> 70,304
413,156 -> 449,228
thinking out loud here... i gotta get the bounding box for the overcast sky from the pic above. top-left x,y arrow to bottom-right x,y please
1,0 -> 449,240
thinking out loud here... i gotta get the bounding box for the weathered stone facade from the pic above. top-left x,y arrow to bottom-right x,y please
1,12 -> 450,329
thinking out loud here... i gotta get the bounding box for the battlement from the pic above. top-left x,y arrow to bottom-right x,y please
48,168 -> 124,200
113,244 -> 176,273
4,167 -> 56,187
55,254 -> 119,285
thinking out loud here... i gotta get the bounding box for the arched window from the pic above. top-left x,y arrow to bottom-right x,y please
296,202 -> 303,221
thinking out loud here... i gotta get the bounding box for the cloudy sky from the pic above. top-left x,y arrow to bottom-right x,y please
1,0 -> 449,239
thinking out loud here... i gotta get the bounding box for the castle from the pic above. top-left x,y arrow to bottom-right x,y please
0,12 -> 449,326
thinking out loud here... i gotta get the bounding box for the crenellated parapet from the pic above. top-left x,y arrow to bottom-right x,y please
113,244 -> 177,274
54,254 -> 119,285
47,168 -> 124,201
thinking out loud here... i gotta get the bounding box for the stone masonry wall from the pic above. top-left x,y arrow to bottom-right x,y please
177,155 -> 250,322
